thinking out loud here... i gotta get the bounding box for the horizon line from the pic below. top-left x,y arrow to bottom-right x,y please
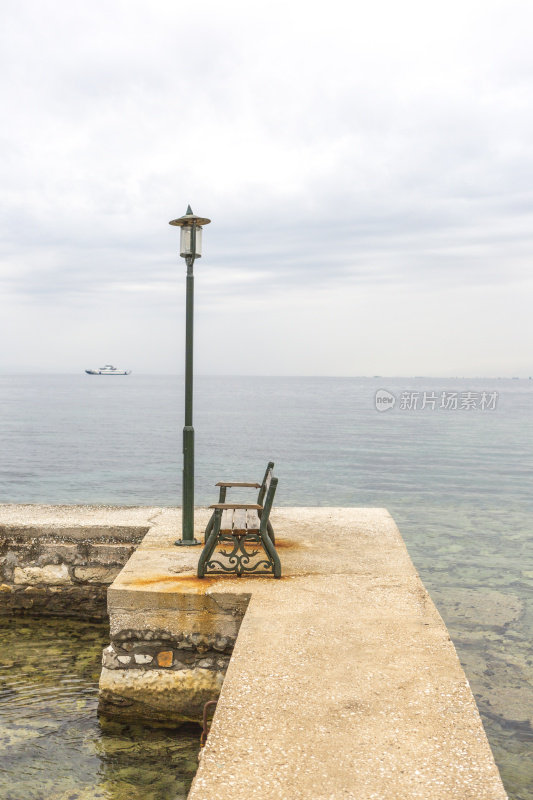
0,372 -> 530,380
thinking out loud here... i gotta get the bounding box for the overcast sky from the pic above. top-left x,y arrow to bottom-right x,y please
1,0 -> 532,376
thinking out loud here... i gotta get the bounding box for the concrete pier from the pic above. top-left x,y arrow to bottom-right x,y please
0,504 -> 508,799
104,506 -> 506,800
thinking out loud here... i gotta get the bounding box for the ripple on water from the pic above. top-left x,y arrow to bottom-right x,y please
0,616 -> 200,800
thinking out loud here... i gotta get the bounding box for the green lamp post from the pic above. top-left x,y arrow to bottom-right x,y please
169,206 -> 211,545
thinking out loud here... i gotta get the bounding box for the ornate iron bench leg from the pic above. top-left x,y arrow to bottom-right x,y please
267,519 -> 275,545
260,527 -> 281,578
204,487 -> 226,543
198,509 -> 222,578
204,513 -> 214,544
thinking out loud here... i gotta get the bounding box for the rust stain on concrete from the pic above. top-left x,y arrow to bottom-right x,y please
124,574 -> 219,592
274,538 -> 300,550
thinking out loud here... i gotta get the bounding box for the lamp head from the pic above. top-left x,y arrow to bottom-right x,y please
169,206 -> 211,259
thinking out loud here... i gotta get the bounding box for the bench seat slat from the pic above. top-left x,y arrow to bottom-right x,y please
210,503 -> 262,510
246,509 -> 260,531
232,509 -> 247,533
216,482 -> 261,488
220,509 -> 234,531
219,508 -> 261,535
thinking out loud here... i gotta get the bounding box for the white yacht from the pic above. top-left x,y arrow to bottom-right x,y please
85,365 -> 131,375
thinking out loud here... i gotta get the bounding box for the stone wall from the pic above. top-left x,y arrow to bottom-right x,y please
98,588 -> 249,724
99,625 -> 234,723
0,524 -> 148,618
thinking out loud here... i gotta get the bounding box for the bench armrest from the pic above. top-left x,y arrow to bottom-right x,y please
215,482 -> 261,488
209,503 -> 263,510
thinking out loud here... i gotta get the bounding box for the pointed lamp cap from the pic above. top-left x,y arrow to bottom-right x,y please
169,205 -> 211,227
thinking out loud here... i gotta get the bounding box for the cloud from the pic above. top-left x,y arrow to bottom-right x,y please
1,0 -> 533,373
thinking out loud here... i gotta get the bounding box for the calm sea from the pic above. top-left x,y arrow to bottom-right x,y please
0,374 -> 531,799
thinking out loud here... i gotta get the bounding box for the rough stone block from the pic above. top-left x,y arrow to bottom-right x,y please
88,544 -> 135,565
74,566 -> 121,584
37,544 -> 83,565
174,651 -> 196,667
0,585 -> 107,618
13,564 -> 71,585
156,650 -> 173,667
98,667 -> 224,723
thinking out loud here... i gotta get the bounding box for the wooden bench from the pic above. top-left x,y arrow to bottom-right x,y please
204,461 -> 276,544
198,475 -> 281,579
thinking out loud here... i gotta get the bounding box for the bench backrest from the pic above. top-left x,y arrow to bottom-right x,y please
257,461 -> 275,506
260,476 -> 278,533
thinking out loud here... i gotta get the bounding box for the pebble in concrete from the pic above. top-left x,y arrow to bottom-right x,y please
134,654 -> 153,664
156,650 -> 173,668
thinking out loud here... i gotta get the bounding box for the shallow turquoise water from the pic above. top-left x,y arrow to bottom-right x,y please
0,375 -> 531,797
393,504 -> 532,800
0,617 -> 200,800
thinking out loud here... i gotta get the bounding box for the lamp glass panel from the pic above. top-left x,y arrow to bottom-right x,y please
194,226 -> 202,257
180,225 -> 202,258
180,226 -> 191,257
